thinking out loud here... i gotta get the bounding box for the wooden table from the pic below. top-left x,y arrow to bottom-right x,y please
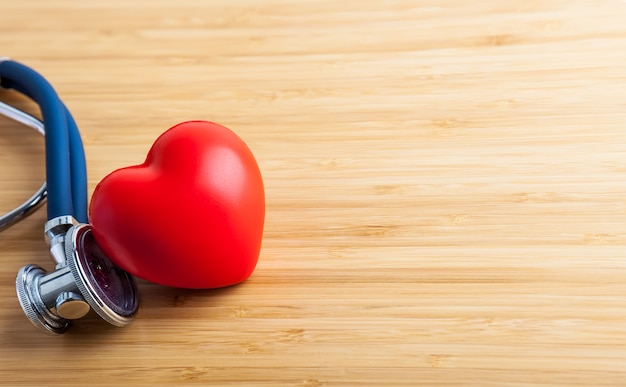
2,1 -> 626,385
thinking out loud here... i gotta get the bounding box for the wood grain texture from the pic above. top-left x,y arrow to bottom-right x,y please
2,0 -> 626,385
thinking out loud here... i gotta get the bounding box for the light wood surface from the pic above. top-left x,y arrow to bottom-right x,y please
2,1 -> 626,385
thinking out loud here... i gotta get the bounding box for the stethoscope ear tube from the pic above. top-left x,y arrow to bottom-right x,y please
1,59 -> 139,335
0,59 -> 88,223
0,101 -> 47,231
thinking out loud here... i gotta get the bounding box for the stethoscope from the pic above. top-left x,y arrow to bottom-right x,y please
0,58 -> 138,335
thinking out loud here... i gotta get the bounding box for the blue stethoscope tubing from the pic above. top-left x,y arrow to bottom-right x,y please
0,59 -> 88,223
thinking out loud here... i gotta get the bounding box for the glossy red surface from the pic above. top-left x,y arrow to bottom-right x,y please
90,121 -> 265,288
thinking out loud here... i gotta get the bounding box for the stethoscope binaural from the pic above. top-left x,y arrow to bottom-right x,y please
0,58 -> 138,335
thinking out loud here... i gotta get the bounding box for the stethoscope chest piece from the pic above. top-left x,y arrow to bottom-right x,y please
16,224 -> 138,335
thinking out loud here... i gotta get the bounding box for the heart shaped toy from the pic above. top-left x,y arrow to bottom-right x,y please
89,121 -> 265,289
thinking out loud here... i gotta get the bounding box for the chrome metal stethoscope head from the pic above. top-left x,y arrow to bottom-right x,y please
1,87 -> 139,335
16,218 -> 139,335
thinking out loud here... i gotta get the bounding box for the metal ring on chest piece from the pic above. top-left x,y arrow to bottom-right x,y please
16,264 -> 71,334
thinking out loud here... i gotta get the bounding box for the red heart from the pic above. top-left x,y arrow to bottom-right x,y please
89,121 -> 265,289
